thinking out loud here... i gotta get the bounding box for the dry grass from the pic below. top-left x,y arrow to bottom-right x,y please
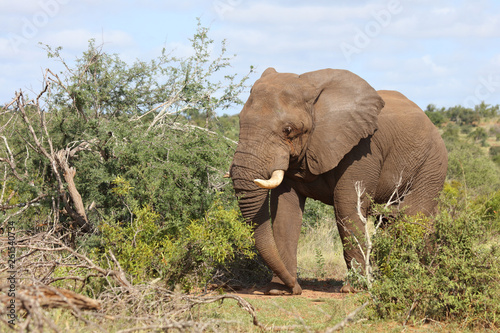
297,216 -> 347,281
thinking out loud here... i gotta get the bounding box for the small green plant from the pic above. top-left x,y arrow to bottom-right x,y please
314,248 -> 326,279
345,258 -> 368,291
175,199 -> 256,288
446,139 -> 500,193
110,176 -> 134,197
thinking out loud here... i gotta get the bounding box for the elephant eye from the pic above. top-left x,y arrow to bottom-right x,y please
283,126 -> 293,136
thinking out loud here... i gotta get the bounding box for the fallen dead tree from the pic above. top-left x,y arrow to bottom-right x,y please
0,284 -> 101,311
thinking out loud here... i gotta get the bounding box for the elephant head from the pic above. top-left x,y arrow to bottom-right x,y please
230,68 -> 385,292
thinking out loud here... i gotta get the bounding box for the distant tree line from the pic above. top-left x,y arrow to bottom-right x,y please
425,101 -> 500,127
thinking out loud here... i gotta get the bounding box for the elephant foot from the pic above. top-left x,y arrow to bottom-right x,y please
264,282 -> 302,295
340,282 -> 357,293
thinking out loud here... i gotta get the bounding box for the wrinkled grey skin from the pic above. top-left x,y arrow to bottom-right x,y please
230,68 -> 448,295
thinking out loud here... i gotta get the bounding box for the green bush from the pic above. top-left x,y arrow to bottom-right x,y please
302,199 -> 332,230
96,199 -> 254,289
97,204 -> 170,282
468,127 -> 489,146
445,139 -> 500,193
442,123 -> 460,141
477,190 -> 500,234
424,104 -> 447,127
369,185 -> 500,328
491,146 -> 500,157
490,146 -> 500,166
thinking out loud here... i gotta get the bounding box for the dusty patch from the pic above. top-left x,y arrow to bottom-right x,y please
218,280 -> 348,300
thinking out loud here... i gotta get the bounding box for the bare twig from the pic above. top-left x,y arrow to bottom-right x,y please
107,250 -> 133,290
14,89 -> 91,231
170,122 -> 237,145
0,193 -> 47,212
131,88 -> 184,125
1,203 -> 33,229
0,136 -> 23,181
403,298 -> 421,326
1,233 -> 133,289
0,165 -> 7,204
354,181 -> 373,287
1,94 -> 18,112
47,69 -> 89,122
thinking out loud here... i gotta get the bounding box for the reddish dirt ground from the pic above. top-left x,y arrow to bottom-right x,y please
221,280 -> 348,300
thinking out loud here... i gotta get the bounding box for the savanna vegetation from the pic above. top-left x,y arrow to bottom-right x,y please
1,21 -> 500,332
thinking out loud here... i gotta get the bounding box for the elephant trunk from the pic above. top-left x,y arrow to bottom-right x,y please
231,165 -> 297,291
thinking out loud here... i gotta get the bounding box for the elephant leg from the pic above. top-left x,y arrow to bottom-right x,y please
267,179 -> 305,295
332,142 -> 380,275
333,185 -> 373,294
334,192 -> 370,273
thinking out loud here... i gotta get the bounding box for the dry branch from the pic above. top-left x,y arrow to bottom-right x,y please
55,150 -> 88,230
0,284 -> 101,311
1,233 -> 133,289
12,89 -> 91,232
0,228 -> 332,332
0,136 -> 24,181
0,194 -> 47,212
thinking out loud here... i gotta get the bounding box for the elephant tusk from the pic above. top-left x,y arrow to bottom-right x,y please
254,170 -> 285,189
223,171 -> 230,178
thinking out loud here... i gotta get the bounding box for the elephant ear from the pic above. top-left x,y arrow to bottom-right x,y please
300,69 -> 385,175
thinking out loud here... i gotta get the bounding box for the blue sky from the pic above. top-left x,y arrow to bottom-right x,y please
1,0 -> 500,114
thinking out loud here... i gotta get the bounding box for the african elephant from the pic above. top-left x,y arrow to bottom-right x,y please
229,68 -> 448,295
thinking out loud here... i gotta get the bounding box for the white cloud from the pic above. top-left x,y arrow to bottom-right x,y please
431,7 -> 456,15
0,1 -> 41,14
388,2 -> 500,39
422,55 -> 448,76
223,2 -> 378,26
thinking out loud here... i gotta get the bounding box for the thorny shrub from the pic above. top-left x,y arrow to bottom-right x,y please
368,182 -> 500,329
